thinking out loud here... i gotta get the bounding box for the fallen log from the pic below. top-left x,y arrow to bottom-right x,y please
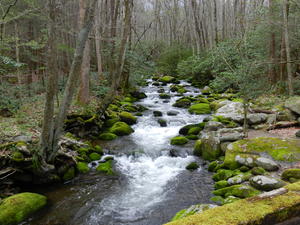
267,121 -> 299,131
250,108 -> 276,114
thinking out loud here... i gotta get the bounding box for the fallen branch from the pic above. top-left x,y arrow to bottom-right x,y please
250,108 -> 276,114
267,121 -> 299,131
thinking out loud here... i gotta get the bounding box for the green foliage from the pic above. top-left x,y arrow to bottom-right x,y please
157,44 -> 192,75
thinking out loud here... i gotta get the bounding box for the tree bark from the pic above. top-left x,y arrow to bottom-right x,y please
283,0 -> 293,95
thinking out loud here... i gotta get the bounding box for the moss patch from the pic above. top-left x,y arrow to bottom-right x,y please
170,136 -> 189,145
96,160 -> 114,175
159,76 -> 176,83
188,103 -> 211,115
109,122 -> 134,136
165,182 -> 300,225
99,132 -> 118,141
76,162 -> 90,173
224,137 -> 300,170
0,192 -> 47,225
212,184 -> 260,198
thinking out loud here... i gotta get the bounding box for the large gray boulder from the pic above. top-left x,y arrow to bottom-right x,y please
249,175 -> 286,191
216,102 -> 244,123
285,97 -> 300,115
247,113 -> 268,125
200,132 -> 222,161
255,157 -> 279,171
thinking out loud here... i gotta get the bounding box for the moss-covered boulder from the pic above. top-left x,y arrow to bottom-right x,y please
109,122 -> 134,136
104,118 -> 120,128
188,103 -> 211,115
11,151 -> 24,162
193,140 -> 202,156
89,152 -> 101,161
96,160 -> 114,175
76,162 -> 90,173
200,133 -> 222,161
159,93 -> 171,99
249,175 -> 286,191
99,132 -> 117,141
186,162 -> 199,171
251,167 -> 266,175
187,127 -> 201,135
224,137 -> 300,170
171,204 -> 217,222
173,98 -> 191,108
170,136 -> 189,145
213,169 -> 235,182
284,96 -> 300,115
227,172 -> 252,185
214,180 -> 229,190
281,168 -> 300,181
179,123 -> 205,135
212,115 -> 237,128
159,75 -> 176,83
63,167 -> 75,181
165,182 -> 300,225
0,193 -> 47,225
212,184 -> 260,198
186,135 -> 198,140
119,111 -> 137,125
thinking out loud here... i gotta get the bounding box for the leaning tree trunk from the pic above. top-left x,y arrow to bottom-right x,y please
36,0 -> 98,172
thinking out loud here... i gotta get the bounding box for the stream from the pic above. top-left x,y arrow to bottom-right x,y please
27,80 -> 214,225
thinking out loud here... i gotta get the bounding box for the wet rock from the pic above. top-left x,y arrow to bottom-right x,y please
235,155 -> 256,167
173,98 -> 191,108
157,88 -> 165,93
159,75 -> 176,83
119,111 -> 137,125
204,121 -> 224,131
186,162 -> 199,171
152,82 -> 160,86
227,173 -> 252,185
163,100 -> 170,103
158,119 -> 167,127
203,116 -> 212,122
96,160 -> 114,175
76,162 -> 90,173
130,91 -> 147,99
193,140 -> 202,157
251,167 -> 266,175
167,110 -> 179,116
249,175 -> 286,191
255,157 -> 279,171
153,111 -> 163,117
159,93 -> 171,99
212,184 -> 260,198
201,86 -> 212,95
179,123 -> 205,135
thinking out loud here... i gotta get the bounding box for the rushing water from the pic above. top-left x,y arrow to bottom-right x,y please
28,80 -> 214,225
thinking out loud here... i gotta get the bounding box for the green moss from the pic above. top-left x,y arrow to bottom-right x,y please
171,204 -> 214,222
208,161 -> 219,172
251,167 -> 266,175
209,99 -> 228,111
239,166 -> 250,172
166,182 -> 300,225
188,103 -> 211,115
93,145 -> 103,154
63,167 -> 75,181
76,162 -> 90,173
179,123 -> 205,135
99,132 -> 117,141
213,169 -> 235,182
212,184 -> 261,198
159,75 -> 176,83
193,140 -> 202,157
11,151 -> 24,162
119,111 -> 137,125
224,137 -> 300,170
212,116 -> 237,128
282,168 -> 300,181
96,160 -> 114,175
186,162 -> 199,171
223,196 -> 240,205
159,93 -> 171,99
104,118 -> 120,127
89,152 -> 101,161
188,127 -> 201,135
178,88 -> 187,94
109,122 -> 134,136
0,192 -> 47,225
214,180 -> 229,190
170,136 -> 189,145
210,196 -> 225,205
186,135 -> 198,140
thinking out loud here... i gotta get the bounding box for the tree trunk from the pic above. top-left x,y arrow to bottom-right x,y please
36,0 -> 97,171
78,0 -> 91,104
95,0 -> 104,81
283,0 -> 293,95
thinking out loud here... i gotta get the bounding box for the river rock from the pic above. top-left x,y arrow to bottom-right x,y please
247,113 -> 268,125
249,175 -> 286,191
204,121 -> 224,131
235,155 -> 256,167
227,173 -> 252,185
284,96 -> 300,115
130,91 -> 147,99
216,101 -> 244,123
200,132 -> 222,161
167,110 -> 179,116
255,157 -> 279,171
153,111 -> 163,117
158,119 -> 167,127
219,133 -> 244,142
